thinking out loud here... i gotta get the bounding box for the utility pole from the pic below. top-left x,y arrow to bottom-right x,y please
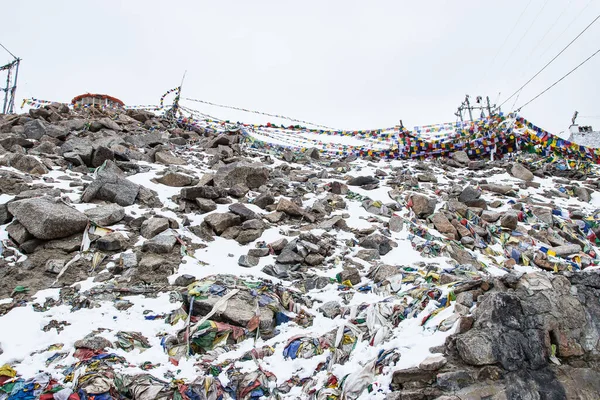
455,94 -> 498,122
0,42 -> 20,115
465,95 -> 473,121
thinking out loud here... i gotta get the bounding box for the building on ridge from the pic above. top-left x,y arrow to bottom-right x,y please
71,93 -> 125,110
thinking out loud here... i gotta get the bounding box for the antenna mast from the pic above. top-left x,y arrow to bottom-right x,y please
0,42 -> 20,114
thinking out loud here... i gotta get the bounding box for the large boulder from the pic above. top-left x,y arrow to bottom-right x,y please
23,120 -> 47,140
410,194 -> 436,218
511,163 -> 534,181
61,138 -> 94,166
155,151 -> 186,165
8,197 -> 88,240
156,172 -> 193,187
204,212 -> 241,235
7,154 -> 48,175
213,162 -> 269,189
81,161 -> 140,206
84,204 -> 125,226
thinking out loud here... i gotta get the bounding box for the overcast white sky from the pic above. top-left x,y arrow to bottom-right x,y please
2,0 -> 599,136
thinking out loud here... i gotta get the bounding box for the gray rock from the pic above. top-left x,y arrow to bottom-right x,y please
84,204 -> 125,226
456,291 -> 475,307
456,331 -> 497,366
276,198 -> 305,217
480,184 -> 515,195
45,259 -> 65,274
238,255 -> 259,268
270,238 -> 288,252
91,146 -> 115,168
432,213 -> 458,238
575,186 -> 591,203
81,161 -> 140,206
276,248 -> 304,264
204,212 -> 241,235
236,229 -> 263,245
96,232 -> 126,251
142,233 -> 177,253
228,183 -> 249,198
229,203 -> 259,221
500,212 -> 518,230
189,290 -> 274,331
253,192 -> 275,209
532,207 -> 553,225
358,234 -> 396,255
7,154 -> 48,175
8,197 -> 88,240
339,267 -> 361,285
248,248 -> 270,257
264,212 -> 285,223
511,163 -> 534,181
23,119 -> 47,140
174,274 -> 196,287
213,162 -> 269,189
181,185 -> 227,200
241,219 -> 265,231
369,264 -> 402,282
305,253 -> 325,266
140,217 -> 169,239
410,194 -> 436,218
355,249 -> 380,261
458,186 -> 481,203
61,138 -> 94,166
74,335 -> 113,350
418,354 -> 447,371
389,215 -> 403,232
436,371 -> 474,391
549,244 -> 581,256
347,176 -> 378,186
120,253 -> 138,269
481,210 -> 501,223
318,301 -> 341,319
0,203 -> 13,224
196,198 -> 217,213
155,151 -> 186,165
156,172 -> 193,187
98,117 -> 122,132
452,150 -> 470,164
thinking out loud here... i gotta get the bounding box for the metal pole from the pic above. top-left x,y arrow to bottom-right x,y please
8,59 -> 20,114
465,95 -> 473,121
2,62 -> 12,114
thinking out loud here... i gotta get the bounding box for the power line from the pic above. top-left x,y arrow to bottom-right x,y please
184,97 -> 335,129
499,13 -> 600,108
0,42 -> 17,60
538,0 -> 595,60
476,0 -> 533,90
525,0 -> 572,60
515,47 -> 600,111
498,0 -> 551,72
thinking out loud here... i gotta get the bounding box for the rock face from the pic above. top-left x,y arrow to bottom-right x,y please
8,197 -> 88,240
391,271 -> 600,399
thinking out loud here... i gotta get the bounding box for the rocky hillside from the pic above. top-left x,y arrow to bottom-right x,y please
0,104 -> 600,400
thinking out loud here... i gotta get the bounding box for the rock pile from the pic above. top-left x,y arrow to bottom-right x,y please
1,104 -> 600,399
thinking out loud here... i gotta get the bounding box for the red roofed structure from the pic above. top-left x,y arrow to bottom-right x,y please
71,93 -> 125,109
